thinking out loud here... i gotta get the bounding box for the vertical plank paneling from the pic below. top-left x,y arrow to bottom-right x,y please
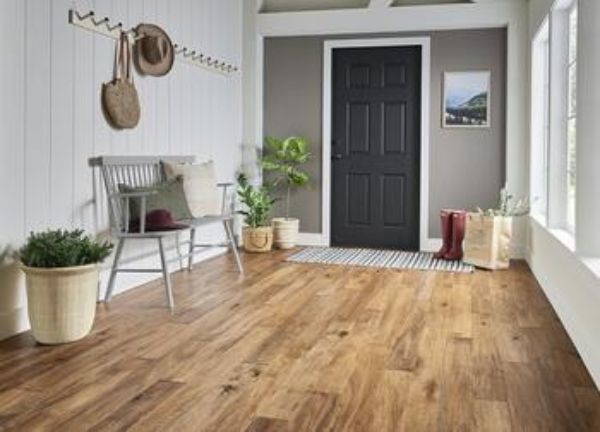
0,0 -> 244,339
111,0 -> 129,152
168,0 -> 183,156
92,0 -> 115,232
24,0 -> 51,234
142,0 -> 158,155
127,0 -> 145,155
50,0 -> 75,228
0,0 -> 25,244
155,0 -> 170,152
72,6 -> 95,231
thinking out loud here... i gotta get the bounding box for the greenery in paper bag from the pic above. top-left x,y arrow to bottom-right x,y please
476,187 -> 530,217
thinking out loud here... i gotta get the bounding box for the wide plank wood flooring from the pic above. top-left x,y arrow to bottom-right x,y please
0,251 -> 598,431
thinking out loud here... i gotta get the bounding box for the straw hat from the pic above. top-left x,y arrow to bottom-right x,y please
134,23 -> 174,76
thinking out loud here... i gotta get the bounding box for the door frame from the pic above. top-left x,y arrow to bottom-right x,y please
322,37 -> 432,250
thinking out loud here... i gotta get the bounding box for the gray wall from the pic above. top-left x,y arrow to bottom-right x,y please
264,29 -> 506,237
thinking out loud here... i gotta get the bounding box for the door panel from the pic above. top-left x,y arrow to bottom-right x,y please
331,46 -> 421,250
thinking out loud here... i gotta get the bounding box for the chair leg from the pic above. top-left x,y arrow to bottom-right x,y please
158,237 -> 175,310
223,220 -> 244,275
105,238 -> 125,303
175,234 -> 184,270
188,228 -> 196,271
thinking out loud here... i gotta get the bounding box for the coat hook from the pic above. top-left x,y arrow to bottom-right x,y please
92,16 -> 109,27
76,11 -> 94,21
108,22 -> 122,32
68,9 -> 238,74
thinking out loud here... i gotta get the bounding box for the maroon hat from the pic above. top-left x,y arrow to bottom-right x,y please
144,209 -> 188,231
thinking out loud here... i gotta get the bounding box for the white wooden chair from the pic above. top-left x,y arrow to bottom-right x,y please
89,155 -> 243,309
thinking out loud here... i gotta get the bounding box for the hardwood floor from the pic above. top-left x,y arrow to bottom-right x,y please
0,251 -> 598,431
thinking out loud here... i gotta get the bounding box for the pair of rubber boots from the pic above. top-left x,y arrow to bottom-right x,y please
434,210 -> 466,261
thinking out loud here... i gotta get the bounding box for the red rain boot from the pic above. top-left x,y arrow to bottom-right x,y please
444,211 -> 466,261
434,210 -> 453,259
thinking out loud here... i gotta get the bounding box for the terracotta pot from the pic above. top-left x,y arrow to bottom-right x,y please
21,264 -> 99,344
271,217 -> 299,249
242,226 -> 273,253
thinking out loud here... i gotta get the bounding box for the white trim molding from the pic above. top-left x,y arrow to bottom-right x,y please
322,37 -> 431,250
247,0 -> 528,254
296,232 -> 328,247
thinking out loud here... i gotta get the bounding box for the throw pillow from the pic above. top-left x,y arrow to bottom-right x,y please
118,177 -> 193,223
162,160 -> 220,217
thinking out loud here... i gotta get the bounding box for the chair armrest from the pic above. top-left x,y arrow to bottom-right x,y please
110,191 -> 158,199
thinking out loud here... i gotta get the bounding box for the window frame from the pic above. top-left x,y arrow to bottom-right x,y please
565,2 -> 578,233
530,18 -> 551,222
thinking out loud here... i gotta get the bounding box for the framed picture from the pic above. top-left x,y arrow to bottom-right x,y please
443,71 -> 491,128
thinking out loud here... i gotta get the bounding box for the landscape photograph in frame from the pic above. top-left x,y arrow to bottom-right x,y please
443,71 -> 491,128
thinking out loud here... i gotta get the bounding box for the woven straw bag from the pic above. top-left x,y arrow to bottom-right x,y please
102,32 -> 141,129
242,227 -> 273,253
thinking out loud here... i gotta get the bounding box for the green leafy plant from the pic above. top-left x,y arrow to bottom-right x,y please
19,229 -> 113,268
262,136 -> 311,219
236,173 -> 276,228
477,187 -> 530,217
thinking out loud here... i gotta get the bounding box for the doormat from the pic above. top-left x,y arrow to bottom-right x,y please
286,247 -> 474,273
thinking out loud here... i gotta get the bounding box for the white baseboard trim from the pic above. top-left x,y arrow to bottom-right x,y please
0,307 -> 30,341
296,232 -> 328,246
422,237 -> 442,252
296,233 -> 444,252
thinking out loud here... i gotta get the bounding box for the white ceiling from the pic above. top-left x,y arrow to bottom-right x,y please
260,0 -> 474,13
261,0 -> 370,13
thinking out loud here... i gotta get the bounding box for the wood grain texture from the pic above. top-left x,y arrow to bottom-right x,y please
0,253 -> 597,431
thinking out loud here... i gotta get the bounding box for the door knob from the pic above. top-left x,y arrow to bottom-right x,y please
331,154 -> 343,160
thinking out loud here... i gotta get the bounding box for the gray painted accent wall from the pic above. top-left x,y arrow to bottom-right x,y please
263,29 -> 506,238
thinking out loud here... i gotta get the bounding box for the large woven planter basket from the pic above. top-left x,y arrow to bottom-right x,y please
272,217 -> 299,250
242,226 -> 273,253
22,264 -> 99,344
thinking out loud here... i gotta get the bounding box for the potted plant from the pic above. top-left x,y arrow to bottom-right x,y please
262,136 -> 311,249
463,188 -> 529,270
236,173 -> 276,253
19,229 -> 113,344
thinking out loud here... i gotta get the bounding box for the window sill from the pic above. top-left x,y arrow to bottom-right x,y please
530,216 -> 600,284
530,215 -> 575,252
530,212 -> 547,227
547,227 -> 575,252
581,258 -> 600,281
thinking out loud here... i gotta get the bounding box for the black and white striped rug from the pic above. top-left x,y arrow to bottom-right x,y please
287,247 -> 474,273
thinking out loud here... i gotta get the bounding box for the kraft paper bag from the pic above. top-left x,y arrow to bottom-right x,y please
463,212 -> 512,270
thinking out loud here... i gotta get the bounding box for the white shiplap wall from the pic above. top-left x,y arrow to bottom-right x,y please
0,0 -> 243,339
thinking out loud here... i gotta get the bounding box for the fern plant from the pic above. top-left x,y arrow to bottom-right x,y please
19,229 -> 113,268
261,136 -> 311,219
236,173 -> 276,228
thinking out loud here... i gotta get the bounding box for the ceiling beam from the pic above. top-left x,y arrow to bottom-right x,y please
368,0 -> 394,8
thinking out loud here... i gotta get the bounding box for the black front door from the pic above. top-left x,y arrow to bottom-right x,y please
331,46 -> 421,250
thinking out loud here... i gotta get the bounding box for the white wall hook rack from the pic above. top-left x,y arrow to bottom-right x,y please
68,9 -> 238,76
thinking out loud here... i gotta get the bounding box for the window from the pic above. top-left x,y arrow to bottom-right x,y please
566,3 -> 577,231
531,20 -> 550,220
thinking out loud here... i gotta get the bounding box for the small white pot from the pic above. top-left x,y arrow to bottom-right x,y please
272,217 -> 300,249
21,264 -> 99,344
